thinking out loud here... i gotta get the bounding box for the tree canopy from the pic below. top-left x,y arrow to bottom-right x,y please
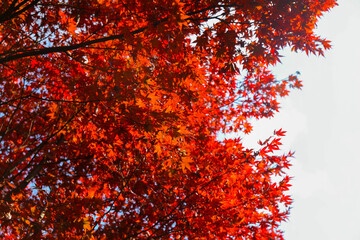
0,0 -> 337,239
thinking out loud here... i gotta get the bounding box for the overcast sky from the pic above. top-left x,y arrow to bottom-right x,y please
239,1 -> 360,239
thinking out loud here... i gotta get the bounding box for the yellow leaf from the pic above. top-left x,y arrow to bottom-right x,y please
30,206 -> 36,214
68,20 -> 77,35
154,144 -> 162,154
88,187 -> 96,198
6,181 -> 16,189
181,156 -> 193,171
165,105 -> 173,113
148,92 -> 159,106
83,217 -> 92,231
48,102 -> 58,120
136,98 -> 146,108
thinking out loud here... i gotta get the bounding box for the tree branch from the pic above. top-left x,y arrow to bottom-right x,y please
0,3 -> 242,64
0,24 -> 149,64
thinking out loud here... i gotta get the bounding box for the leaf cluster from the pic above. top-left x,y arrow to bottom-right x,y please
0,0 -> 336,239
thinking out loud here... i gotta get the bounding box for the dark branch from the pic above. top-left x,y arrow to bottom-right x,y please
0,3 -> 242,64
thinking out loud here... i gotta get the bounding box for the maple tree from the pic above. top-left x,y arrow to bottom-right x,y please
0,0 -> 337,239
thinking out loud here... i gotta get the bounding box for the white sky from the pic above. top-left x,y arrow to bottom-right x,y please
240,1 -> 360,239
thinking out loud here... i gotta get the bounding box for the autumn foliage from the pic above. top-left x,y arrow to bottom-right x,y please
0,0 -> 336,239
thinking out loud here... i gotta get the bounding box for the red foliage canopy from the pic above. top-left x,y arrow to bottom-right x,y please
0,0 -> 336,239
